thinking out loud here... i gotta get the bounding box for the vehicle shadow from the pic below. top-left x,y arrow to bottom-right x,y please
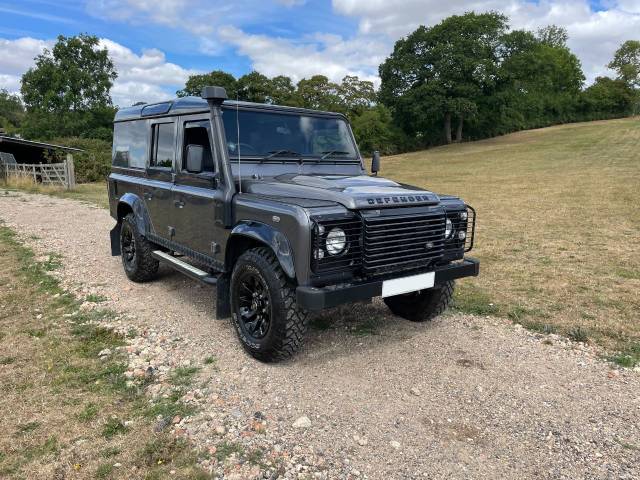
298,300 -> 437,361
151,264 -> 439,363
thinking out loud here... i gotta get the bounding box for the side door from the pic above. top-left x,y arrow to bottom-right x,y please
172,116 -> 228,267
143,119 -> 177,241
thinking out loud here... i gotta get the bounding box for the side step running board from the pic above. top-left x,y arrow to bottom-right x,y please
152,250 -> 219,285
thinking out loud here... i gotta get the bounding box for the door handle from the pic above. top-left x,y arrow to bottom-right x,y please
174,200 -> 185,208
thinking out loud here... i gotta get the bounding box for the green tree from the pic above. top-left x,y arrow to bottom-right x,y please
20,34 -> 117,140
537,25 -> 569,48
496,29 -> 584,129
608,40 -> 640,88
379,12 -> 508,144
269,75 -> 298,105
237,71 -> 273,103
296,75 -> 341,111
351,105 -> 406,155
581,77 -> 636,118
177,70 -> 238,98
0,89 -> 25,132
21,34 -> 116,112
337,75 -> 376,117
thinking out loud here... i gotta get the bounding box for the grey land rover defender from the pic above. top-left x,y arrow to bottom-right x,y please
108,86 -> 479,361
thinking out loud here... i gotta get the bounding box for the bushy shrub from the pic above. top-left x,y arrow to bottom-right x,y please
50,137 -> 111,183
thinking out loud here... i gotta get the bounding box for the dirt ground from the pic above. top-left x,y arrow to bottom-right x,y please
1,191 -> 639,479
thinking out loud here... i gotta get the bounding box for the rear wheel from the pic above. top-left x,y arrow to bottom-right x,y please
120,213 -> 159,282
384,281 -> 455,322
230,247 -> 308,362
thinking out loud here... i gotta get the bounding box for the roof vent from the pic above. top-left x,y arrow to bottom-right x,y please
141,102 -> 172,116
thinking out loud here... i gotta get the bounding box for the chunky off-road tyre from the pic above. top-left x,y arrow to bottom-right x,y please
230,247 -> 308,362
384,280 -> 455,322
120,213 -> 159,282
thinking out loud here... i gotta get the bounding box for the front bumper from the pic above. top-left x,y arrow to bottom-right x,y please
296,257 -> 479,311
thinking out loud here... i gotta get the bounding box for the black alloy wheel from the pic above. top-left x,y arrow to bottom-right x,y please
235,269 -> 272,340
119,213 -> 159,282
229,247 -> 308,362
121,222 -> 137,269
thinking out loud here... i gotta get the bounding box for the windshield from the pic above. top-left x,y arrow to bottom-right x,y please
221,108 -> 358,160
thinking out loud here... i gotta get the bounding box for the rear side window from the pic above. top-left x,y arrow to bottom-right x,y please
151,123 -> 175,169
112,120 -> 147,169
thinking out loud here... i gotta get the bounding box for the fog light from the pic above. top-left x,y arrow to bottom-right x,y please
458,230 -> 467,240
445,218 -> 453,239
460,211 -> 468,221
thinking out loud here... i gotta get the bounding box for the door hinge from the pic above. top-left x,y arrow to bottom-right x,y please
211,242 -> 221,255
168,226 -> 175,238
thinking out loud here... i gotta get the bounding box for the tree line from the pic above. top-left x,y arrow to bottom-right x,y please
380,13 -> 639,147
1,12 -> 639,180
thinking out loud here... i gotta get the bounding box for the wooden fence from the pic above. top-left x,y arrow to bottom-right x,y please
2,154 -> 76,189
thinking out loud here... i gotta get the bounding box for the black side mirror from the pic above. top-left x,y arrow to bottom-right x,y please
371,151 -> 381,176
186,145 -> 204,173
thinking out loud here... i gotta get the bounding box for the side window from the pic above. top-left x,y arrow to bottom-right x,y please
151,123 -> 175,169
112,120 -> 147,169
183,121 -> 214,173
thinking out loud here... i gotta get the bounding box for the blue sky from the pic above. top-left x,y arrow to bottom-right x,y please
1,0 -> 639,106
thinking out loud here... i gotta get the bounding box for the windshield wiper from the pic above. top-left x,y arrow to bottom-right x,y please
320,150 -> 351,160
263,149 -> 302,161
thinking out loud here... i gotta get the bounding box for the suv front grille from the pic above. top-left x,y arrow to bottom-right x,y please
363,209 -> 446,276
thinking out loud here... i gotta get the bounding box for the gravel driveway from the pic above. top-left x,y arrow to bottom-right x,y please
1,191 -> 639,479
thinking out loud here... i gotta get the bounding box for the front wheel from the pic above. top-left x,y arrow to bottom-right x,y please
119,213 -> 159,282
384,281 -> 455,322
230,247 -> 308,362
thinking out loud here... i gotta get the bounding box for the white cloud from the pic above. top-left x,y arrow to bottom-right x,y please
110,81 -> 174,106
0,37 -> 52,93
0,37 -> 52,76
86,0 -> 279,38
86,0 -> 207,30
99,39 -> 198,93
331,0 -> 640,84
0,74 -> 21,93
0,36 -> 198,106
617,0 -> 640,14
218,26 -> 384,85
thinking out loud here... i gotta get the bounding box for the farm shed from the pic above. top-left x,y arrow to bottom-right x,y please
0,135 -> 83,188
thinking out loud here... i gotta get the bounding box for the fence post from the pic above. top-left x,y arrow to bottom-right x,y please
65,154 -> 76,190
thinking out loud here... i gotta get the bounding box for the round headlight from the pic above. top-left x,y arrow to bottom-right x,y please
326,228 -> 347,255
445,218 -> 453,239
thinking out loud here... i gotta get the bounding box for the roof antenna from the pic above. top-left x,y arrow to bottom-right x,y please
236,95 -> 242,194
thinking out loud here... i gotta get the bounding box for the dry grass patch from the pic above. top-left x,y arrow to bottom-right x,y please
1,175 -> 108,209
0,224 -> 210,479
384,117 -> 640,357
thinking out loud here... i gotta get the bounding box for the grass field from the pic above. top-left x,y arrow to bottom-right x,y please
386,117 -> 640,360
0,224 -> 210,478
3,117 -> 639,362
